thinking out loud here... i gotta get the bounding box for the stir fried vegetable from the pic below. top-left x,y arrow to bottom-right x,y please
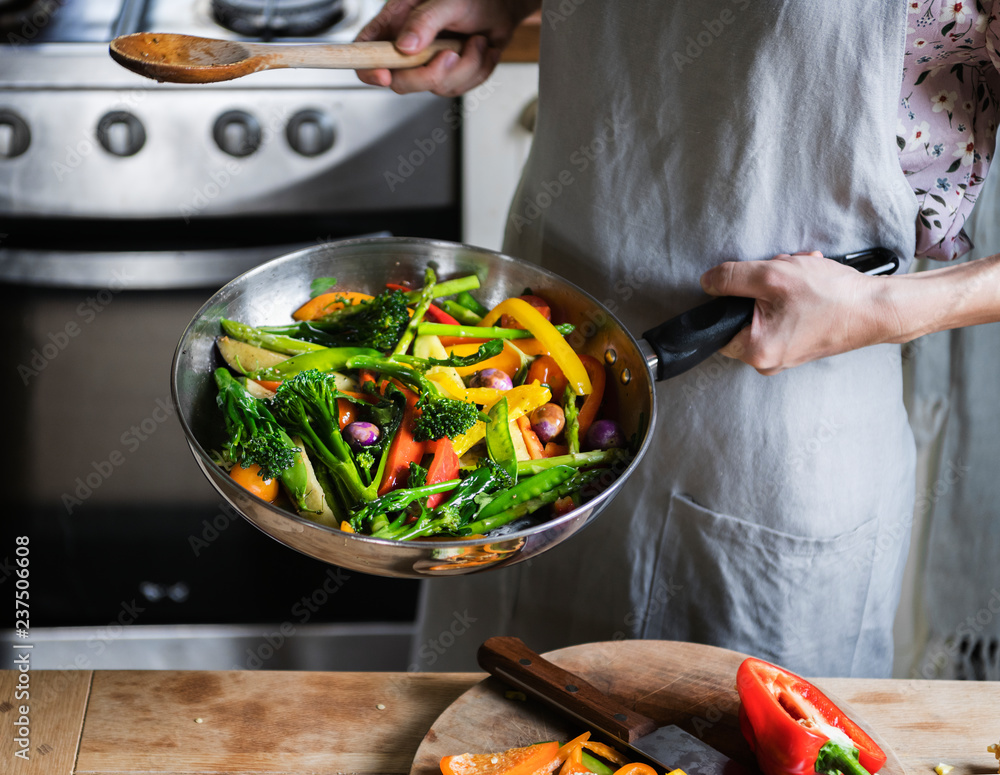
210,270 -> 632,539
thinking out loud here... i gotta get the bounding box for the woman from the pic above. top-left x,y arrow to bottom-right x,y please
356,1 -> 1000,678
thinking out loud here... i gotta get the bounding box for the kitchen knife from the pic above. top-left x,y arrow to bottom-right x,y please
477,637 -> 750,775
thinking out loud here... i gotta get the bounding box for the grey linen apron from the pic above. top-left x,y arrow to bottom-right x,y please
413,1 -> 918,678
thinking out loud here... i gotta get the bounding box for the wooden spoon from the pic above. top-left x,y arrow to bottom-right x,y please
109,32 -> 463,84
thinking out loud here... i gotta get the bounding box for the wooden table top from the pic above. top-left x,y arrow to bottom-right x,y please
1,669 -> 997,775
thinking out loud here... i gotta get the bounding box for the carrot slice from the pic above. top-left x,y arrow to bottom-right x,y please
441,742 -> 560,775
516,415 -> 545,460
293,291 -> 373,321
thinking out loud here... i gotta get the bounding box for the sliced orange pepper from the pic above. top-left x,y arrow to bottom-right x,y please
441,742 -> 560,775
339,520 -> 355,533
543,442 -> 569,458
336,397 -> 357,430
576,355 -> 606,438
480,298 -> 591,395
253,379 -> 283,392
610,765 -> 658,775
558,745 -> 591,775
448,340 -> 522,378
580,742 -> 628,766
293,291 -> 373,321
556,733 -> 591,762
516,415 -> 545,460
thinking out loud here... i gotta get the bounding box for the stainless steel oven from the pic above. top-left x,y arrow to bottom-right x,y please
1,0 -> 461,669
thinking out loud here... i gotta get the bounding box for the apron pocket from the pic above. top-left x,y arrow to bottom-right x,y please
639,492 -> 880,677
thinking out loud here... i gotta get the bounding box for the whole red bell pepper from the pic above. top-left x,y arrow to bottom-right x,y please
736,658 -> 886,775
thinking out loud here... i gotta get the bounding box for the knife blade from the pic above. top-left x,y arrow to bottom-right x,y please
477,637 -> 750,775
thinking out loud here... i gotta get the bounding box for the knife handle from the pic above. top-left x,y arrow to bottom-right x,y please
477,636 -> 658,744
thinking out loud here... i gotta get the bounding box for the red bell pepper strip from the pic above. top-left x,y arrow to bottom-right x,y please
385,282 -> 461,326
424,437 -> 459,509
377,384 -> 425,496
736,658 -> 887,775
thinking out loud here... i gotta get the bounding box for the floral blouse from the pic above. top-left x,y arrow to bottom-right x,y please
902,1 -> 1000,260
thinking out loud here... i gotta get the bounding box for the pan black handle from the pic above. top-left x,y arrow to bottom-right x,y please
641,247 -> 899,382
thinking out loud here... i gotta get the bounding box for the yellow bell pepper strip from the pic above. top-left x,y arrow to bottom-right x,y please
426,372 -> 503,405
480,298 -> 592,395
451,383 -> 551,456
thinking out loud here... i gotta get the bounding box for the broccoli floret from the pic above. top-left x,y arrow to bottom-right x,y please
215,368 -> 297,480
270,369 -> 369,509
262,289 -> 411,352
413,396 -> 480,442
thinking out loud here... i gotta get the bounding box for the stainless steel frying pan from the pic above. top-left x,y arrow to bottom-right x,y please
171,237 -> 895,578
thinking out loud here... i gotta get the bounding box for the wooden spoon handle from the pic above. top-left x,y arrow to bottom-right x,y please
477,636 -> 658,744
256,39 -> 464,70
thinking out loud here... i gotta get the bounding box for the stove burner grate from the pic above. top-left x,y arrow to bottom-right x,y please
212,0 -> 345,39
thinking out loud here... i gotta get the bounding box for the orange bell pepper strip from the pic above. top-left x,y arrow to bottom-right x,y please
555,733 -> 591,762
480,298 -> 591,395
610,765 -> 659,775
293,291 -> 373,321
576,354 -> 606,438
253,379 -> 283,392
580,742 -> 628,766
447,340 -> 523,378
441,742 -> 560,775
424,437 -> 459,509
558,746 -> 591,775
336,398 -> 357,430
377,385 -> 425,496
543,442 -> 569,458
516,415 -> 545,460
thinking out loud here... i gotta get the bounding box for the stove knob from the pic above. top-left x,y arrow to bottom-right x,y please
286,109 -> 335,157
0,110 -> 30,159
97,111 -> 146,157
213,110 -> 262,157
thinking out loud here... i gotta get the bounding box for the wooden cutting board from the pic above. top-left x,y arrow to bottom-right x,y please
410,640 -> 903,775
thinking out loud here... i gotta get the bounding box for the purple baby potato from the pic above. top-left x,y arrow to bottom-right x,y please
585,419 -> 625,450
530,403 -> 565,443
470,368 -> 513,391
344,421 -> 380,449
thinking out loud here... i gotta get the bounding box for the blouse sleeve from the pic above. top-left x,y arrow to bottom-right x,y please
898,1 -> 1000,261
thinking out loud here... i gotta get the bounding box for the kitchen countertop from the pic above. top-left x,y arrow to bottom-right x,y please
1,669 -> 997,775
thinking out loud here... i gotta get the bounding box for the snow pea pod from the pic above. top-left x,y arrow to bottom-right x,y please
462,469 -> 600,535
476,465 -> 577,520
486,397 -> 518,482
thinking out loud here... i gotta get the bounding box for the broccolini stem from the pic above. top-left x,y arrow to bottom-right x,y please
416,322 -> 575,340
439,300 -> 482,325
394,267 -> 437,356
221,319 -> 326,355
403,275 -> 480,302
515,449 -> 626,476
